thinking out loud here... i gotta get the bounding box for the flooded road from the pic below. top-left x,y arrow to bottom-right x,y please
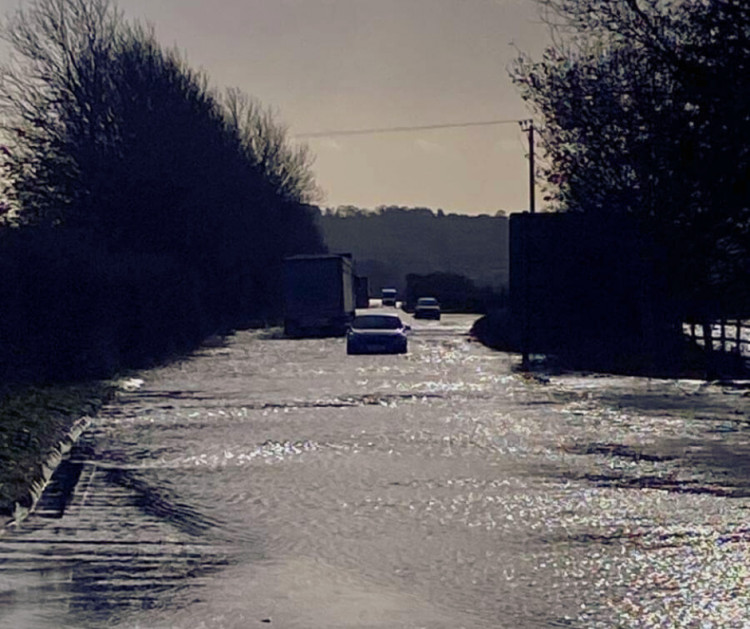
2,312 -> 750,628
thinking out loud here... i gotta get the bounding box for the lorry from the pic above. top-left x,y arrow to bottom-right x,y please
283,254 -> 356,337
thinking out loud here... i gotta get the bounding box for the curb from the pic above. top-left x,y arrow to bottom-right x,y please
1,415 -> 93,533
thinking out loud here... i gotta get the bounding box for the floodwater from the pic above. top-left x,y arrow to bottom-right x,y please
1,312 -> 749,628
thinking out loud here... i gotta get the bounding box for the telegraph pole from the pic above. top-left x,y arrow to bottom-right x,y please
519,120 -> 535,370
528,122 -> 535,214
520,120 -> 535,215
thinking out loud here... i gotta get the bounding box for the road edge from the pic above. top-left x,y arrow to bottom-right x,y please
1,414 -> 94,534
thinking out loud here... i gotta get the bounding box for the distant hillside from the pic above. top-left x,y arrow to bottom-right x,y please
314,206 -> 509,295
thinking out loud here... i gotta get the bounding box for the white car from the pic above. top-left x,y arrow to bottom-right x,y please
346,314 -> 409,354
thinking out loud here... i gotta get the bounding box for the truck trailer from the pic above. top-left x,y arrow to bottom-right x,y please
283,254 -> 356,337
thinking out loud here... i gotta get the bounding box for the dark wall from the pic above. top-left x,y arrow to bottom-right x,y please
509,212 -> 680,369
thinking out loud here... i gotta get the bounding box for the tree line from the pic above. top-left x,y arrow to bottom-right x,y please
511,0 -> 749,324
316,205 -> 509,295
0,0 -> 325,384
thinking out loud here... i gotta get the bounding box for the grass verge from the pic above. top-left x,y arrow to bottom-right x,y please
0,381 -> 116,517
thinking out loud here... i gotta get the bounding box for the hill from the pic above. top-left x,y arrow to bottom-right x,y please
314,206 -> 509,296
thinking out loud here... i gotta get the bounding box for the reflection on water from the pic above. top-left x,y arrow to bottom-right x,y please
1,314 -> 749,628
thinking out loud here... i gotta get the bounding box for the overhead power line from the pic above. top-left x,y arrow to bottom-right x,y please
292,118 -> 521,139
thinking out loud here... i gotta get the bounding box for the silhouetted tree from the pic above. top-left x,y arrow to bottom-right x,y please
0,0 -> 325,382
0,0 -> 324,267
0,0 -> 123,224
511,0 -> 750,316
222,88 -> 322,205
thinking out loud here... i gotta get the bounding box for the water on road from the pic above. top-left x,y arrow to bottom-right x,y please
1,312 -> 749,628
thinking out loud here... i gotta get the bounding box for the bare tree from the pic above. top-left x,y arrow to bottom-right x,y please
0,0 -> 123,222
222,87 -> 322,205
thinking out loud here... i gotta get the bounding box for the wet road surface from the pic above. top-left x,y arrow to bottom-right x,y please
1,312 -> 750,628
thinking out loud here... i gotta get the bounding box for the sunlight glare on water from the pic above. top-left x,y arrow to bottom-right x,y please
1,315 -> 749,628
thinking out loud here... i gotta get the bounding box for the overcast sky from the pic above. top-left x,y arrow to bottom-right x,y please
0,0 -> 552,215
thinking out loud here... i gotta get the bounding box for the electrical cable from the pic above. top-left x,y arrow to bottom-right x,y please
293,118 -> 521,139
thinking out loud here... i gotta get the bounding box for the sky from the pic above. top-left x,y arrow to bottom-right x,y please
0,0 -> 553,215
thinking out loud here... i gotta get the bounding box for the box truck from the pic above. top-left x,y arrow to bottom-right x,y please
283,254 -> 355,337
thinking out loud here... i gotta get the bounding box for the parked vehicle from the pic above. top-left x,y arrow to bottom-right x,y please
414,296 -> 441,320
346,314 -> 409,355
283,254 -> 355,337
381,287 -> 398,306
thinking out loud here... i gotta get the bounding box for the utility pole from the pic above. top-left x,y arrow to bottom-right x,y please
520,120 -> 535,214
519,120 -> 535,370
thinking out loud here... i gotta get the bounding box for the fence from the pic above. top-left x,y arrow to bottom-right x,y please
684,320 -> 750,358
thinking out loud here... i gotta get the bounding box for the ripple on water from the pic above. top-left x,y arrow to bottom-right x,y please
5,327 -> 749,628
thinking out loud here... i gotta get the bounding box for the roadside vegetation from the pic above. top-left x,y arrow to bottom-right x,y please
0,0 -> 326,517
510,0 -> 749,330
0,0 -> 326,384
0,381 -> 115,516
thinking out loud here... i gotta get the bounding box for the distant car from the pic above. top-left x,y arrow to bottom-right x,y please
413,297 -> 441,320
381,288 -> 397,307
346,314 -> 409,355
